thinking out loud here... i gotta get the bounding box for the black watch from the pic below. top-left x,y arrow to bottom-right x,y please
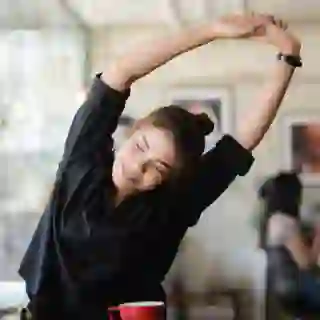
277,53 -> 302,68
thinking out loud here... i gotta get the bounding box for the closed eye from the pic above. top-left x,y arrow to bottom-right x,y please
137,135 -> 149,152
136,143 -> 144,152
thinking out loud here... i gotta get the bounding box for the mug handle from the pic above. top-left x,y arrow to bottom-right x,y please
108,306 -> 123,320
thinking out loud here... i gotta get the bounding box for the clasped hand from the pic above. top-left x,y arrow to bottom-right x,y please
213,13 -> 301,54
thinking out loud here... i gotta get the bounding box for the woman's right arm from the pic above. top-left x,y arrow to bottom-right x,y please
102,14 -> 274,91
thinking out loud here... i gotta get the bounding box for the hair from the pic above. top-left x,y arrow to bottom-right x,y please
131,105 -> 215,186
258,171 -> 302,218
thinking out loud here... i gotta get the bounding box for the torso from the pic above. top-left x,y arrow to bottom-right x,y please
19,74 -> 254,318
20,156 -> 189,316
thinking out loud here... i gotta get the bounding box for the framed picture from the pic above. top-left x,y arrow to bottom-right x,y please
282,114 -> 320,184
167,88 -> 233,152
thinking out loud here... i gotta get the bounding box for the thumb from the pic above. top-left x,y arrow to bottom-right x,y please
253,24 -> 266,37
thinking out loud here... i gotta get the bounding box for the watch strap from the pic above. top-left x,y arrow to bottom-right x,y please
277,53 -> 302,68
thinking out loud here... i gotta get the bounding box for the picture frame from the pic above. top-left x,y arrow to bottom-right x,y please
166,87 -> 233,152
282,113 -> 320,185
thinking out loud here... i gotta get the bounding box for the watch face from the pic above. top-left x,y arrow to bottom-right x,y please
287,55 -> 302,67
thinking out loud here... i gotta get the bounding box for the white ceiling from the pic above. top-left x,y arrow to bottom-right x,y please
0,0 -> 77,29
1,0 -> 320,29
248,0 -> 320,22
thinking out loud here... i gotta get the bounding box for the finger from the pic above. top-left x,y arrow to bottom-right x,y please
267,14 -> 276,24
258,14 -> 276,25
272,16 -> 279,25
275,19 -> 288,30
275,18 -> 285,28
274,19 -> 282,28
278,19 -> 284,29
261,14 -> 275,23
282,21 -> 288,30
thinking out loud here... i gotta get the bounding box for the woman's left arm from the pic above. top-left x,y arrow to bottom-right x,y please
236,24 -> 301,151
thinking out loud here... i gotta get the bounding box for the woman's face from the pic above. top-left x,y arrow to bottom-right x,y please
112,125 -> 178,195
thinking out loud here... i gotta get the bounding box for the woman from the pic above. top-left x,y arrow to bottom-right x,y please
19,13 -> 301,319
259,172 -> 320,317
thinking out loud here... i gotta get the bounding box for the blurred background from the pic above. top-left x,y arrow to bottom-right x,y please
0,0 -> 320,319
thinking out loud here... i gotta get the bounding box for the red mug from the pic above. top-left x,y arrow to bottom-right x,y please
108,301 -> 165,320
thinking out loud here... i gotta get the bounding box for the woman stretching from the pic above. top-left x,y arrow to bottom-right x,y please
19,13 -> 301,319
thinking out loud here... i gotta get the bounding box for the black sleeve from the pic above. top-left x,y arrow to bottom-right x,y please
61,73 -> 130,165
184,135 -> 254,226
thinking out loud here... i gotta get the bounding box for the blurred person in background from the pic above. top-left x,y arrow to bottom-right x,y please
258,171 -> 320,317
19,13 -> 302,320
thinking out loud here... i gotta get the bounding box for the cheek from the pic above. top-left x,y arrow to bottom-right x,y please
142,170 -> 161,189
118,141 -> 136,160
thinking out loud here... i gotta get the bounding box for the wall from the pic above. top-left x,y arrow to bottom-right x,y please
91,23 -> 320,318
0,30 -> 84,279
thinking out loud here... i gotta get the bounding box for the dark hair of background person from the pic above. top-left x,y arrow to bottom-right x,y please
257,171 -> 302,248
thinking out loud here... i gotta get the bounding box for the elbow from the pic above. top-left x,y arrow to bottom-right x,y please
236,127 -> 261,152
236,135 -> 259,152
103,62 -> 136,91
237,127 -> 271,151
237,120 -> 273,151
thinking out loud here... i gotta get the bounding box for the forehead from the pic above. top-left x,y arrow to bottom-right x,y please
136,126 -> 177,163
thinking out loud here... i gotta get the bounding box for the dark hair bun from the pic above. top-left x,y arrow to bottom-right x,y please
258,171 -> 302,200
194,113 -> 215,136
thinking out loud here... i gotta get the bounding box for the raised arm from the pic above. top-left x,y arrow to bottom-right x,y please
102,14 -> 274,91
236,23 -> 301,151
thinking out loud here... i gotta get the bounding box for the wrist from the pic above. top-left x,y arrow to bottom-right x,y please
210,22 -> 231,39
191,23 -> 219,43
277,53 -> 302,68
280,41 -> 301,56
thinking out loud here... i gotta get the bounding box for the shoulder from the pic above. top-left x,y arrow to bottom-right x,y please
101,61 -> 133,92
